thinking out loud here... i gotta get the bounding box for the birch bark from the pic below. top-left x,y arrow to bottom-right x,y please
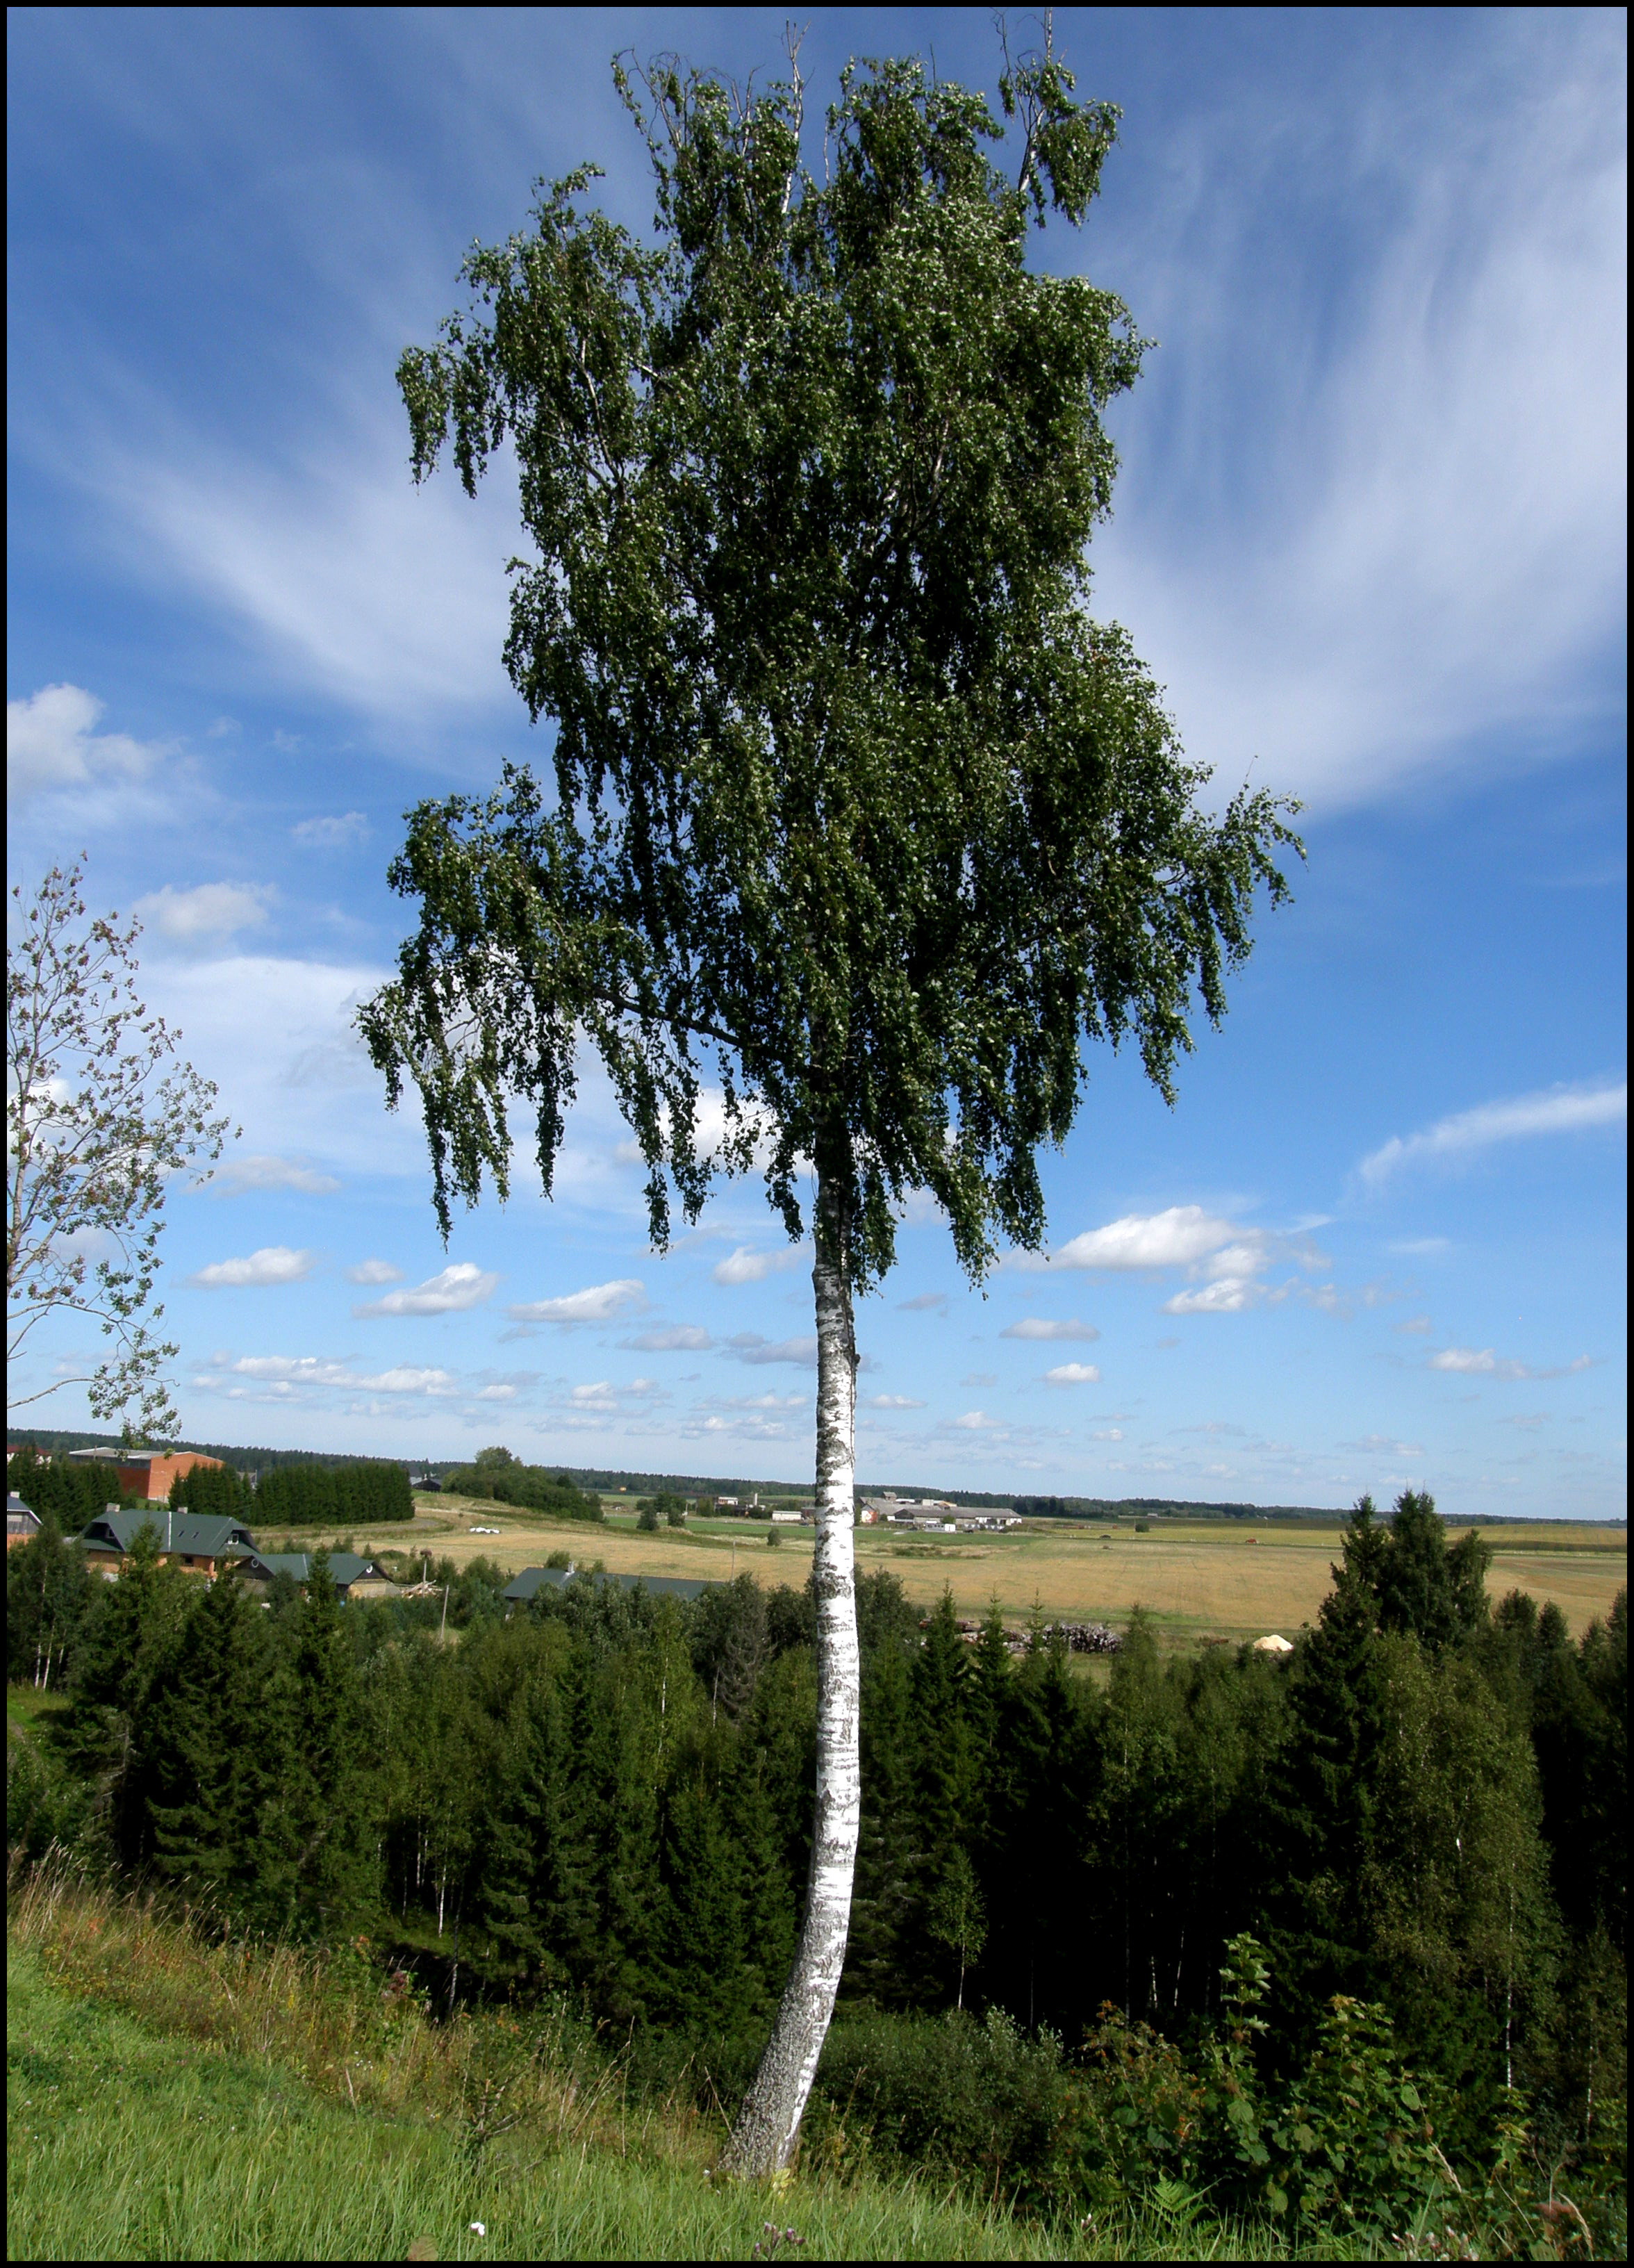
722,1166 -> 861,2174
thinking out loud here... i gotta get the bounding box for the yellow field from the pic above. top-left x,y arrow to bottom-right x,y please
288,1495 -> 1626,1647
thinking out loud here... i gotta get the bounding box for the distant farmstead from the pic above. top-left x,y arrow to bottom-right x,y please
76,1508 -> 258,1580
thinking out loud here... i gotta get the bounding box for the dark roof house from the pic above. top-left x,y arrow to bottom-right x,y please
76,1508 -> 258,1577
237,1550 -> 397,1598
503,1566 -> 718,1611
7,1493 -> 43,1550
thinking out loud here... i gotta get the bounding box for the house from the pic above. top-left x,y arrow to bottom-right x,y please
502,1566 -> 718,1616
76,1506 -> 258,1580
7,1493 -> 42,1550
236,1550 -> 398,1600
69,1445 -> 226,1506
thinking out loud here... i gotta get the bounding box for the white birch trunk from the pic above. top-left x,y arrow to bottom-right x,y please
723,1167 -> 861,2174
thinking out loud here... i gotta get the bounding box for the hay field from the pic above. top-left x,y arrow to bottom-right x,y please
292,1495 -> 1625,1647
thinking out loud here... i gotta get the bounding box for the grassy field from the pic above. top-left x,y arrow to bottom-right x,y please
277,1495 -> 1628,1649
6,1875 -> 1298,2262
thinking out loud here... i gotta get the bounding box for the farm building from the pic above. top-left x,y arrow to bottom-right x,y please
68,1445 -> 226,1506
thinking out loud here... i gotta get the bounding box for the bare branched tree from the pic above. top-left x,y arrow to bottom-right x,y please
6,861 -> 234,1441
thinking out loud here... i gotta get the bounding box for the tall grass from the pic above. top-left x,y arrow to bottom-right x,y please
7,1864 -> 1333,2261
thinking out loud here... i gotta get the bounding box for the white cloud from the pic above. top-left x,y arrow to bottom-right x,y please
210,1153 -> 341,1197
1430,1346 -> 1593,1383
569,1381 -> 617,1411
866,1392 -> 927,1410
1048,1207 -> 1241,1271
726,1333 -> 819,1368
476,1382 -> 516,1400
293,811 -> 368,848
620,1324 -> 713,1351
711,1241 -> 811,1286
1360,1080 -> 1626,1185
356,1262 -> 499,1317
952,1410 -> 996,1430
7,682 -> 169,801
1045,1363 -> 1103,1385
351,1365 -> 459,1396
1001,1316 -> 1102,1341
1394,1315 -> 1434,1335
136,880 -> 272,943
896,1292 -> 948,1313
506,1278 -> 646,1325
189,1244 -> 314,1288
1091,1427 -> 1125,1442
1163,1276 -> 1277,1316
345,1258 -> 404,1285
1095,13 -> 1626,808
218,1354 -> 348,1385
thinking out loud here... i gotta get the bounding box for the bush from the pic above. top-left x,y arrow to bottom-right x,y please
811,2007 -> 1070,2201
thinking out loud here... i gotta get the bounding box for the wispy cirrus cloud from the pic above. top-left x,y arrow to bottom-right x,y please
1360,1080 -> 1626,1185
620,1324 -> 713,1351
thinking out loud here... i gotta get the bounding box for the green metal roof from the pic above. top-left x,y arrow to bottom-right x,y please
76,1509 -> 256,1558
504,1566 -> 716,1604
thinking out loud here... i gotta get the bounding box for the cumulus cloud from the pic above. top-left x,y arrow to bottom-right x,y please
1394,1314 -> 1435,1334
620,1324 -> 713,1351
351,1365 -> 459,1395
951,1410 -> 997,1430
711,1241 -> 811,1286
1045,1363 -> 1103,1385
188,1244 -> 314,1288
1001,1316 -> 1101,1341
1430,1346 -> 1593,1382
209,1153 -> 340,1197
476,1382 -> 516,1400
1046,1206 -> 1239,1271
1360,1080 -> 1627,1185
1091,1427 -> 1125,1442
866,1392 -> 927,1410
7,682 -> 169,800
355,1262 -> 499,1317
726,1333 -> 819,1368
506,1279 -> 645,1325
293,810 -> 368,848
135,880 -> 272,943
345,1258 -> 404,1285
897,1292 -> 948,1313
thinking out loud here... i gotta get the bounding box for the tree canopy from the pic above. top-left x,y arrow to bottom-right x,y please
363,38 -> 1298,1285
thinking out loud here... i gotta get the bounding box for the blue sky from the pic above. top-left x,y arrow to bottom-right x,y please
7,7 -> 1626,1516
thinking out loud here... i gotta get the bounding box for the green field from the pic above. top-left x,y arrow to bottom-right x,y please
7,1880 -> 1292,2263
270,1494 -> 1628,1650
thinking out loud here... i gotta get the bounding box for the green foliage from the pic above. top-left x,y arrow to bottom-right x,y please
7,1447 -> 120,1529
9,1484 -> 1626,2240
6,1513 -> 97,1689
365,37 -> 1298,1286
167,1458 -> 253,1517
252,1458 -> 414,1527
442,1447 -> 602,1521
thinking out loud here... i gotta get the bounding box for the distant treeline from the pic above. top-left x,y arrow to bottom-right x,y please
167,1461 -> 413,1529
1011,1495 -> 1343,1522
6,1451 -> 135,1528
4,1428 -> 415,1478
440,1447 -> 603,1522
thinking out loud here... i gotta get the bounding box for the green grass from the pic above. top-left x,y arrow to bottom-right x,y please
7,1907 -> 1325,2262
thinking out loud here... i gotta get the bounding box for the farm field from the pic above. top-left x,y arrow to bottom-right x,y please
282,1494 -> 1626,1647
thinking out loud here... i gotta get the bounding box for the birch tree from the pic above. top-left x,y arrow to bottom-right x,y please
362,24 -> 1298,2173
7,862 -> 232,1442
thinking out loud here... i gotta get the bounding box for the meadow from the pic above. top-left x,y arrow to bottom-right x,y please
280,1493 -> 1628,1648
6,1870 -> 1295,2263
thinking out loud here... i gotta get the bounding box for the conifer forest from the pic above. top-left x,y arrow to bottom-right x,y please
6,1492 -> 1626,2241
